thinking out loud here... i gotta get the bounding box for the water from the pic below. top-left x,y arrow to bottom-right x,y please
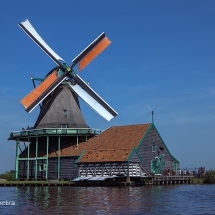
0,184 -> 215,215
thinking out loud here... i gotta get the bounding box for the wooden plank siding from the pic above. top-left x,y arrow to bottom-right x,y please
60,157 -> 79,179
128,150 -> 142,163
18,160 -> 47,180
137,125 -> 179,175
18,157 -> 79,180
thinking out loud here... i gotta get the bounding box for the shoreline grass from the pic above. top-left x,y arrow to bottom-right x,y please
0,180 -> 73,184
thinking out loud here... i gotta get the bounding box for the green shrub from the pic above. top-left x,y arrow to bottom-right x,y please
204,170 -> 215,184
0,170 -> 15,181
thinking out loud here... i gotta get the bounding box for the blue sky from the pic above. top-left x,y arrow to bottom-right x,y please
0,1 -> 215,173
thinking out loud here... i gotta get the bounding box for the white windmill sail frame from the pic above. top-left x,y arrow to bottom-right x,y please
69,83 -> 114,121
72,32 -> 105,62
18,19 -> 64,65
69,74 -> 117,121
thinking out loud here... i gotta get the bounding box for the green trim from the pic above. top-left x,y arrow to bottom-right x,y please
18,156 -> 79,161
136,123 -> 153,150
27,137 -> 30,180
46,136 -> 49,180
126,148 -> 143,162
18,157 -> 48,161
151,160 -> 154,174
135,123 -> 179,164
75,150 -> 86,163
152,123 -> 179,164
58,136 -> 60,179
15,140 -> 19,180
76,135 -> 79,147
35,137 -> 38,179
8,128 -> 102,141
135,149 -> 143,162
126,148 -> 135,162
152,145 -> 156,152
32,77 -> 44,82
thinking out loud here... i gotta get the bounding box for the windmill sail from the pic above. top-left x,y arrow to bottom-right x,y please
72,32 -> 111,71
69,74 -> 117,121
20,70 -> 67,113
18,19 -> 64,67
19,19 -> 117,121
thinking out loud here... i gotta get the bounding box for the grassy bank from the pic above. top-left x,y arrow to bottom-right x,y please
0,180 -> 73,185
203,170 -> 215,184
1,170 -> 215,184
190,178 -> 204,184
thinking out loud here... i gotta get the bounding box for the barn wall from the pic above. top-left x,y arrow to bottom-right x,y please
48,157 -> 79,180
128,150 -> 142,163
18,157 -> 79,180
48,157 -> 57,180
18,160 -> 47,180
137,125 -> 179,175
60,157 -> 79,179
78,162 -> 143,177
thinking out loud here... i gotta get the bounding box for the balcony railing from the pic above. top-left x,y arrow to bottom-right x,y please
9,128 -> 102,139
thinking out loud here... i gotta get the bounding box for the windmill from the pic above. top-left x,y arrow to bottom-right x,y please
18,19 -> 118,125
148,106 -> 158,123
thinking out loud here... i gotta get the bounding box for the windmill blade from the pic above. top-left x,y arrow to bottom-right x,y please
148,106 -> 152,111
20,69 -> 67,113
18,19 -> 64,67
69,74 -> 117,121
72,32 -> 111,72
153,106 -> 158,111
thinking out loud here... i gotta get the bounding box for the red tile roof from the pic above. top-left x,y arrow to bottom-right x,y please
50,123 -> 151,162
79,149 -> 133,163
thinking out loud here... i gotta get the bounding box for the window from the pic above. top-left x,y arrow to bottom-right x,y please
39,164 -> 47,171
35,164 -> 47,171
152,145 -> 156,152
61,124 -> 68,128
39,164 -> 44,171
63,110 -> 67,117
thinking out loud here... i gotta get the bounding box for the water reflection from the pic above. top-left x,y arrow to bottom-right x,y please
0,185 -> 215,214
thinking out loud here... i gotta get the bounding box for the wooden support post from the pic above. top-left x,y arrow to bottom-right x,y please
126,162 -> 130,184
76,135 -> 79,148
126,177 -> 131,183
15,139 -> 20,180
58,136 -> 60,180
27,137 -> 30,180
35,137 -> 38,180
46,136 -> 49,180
